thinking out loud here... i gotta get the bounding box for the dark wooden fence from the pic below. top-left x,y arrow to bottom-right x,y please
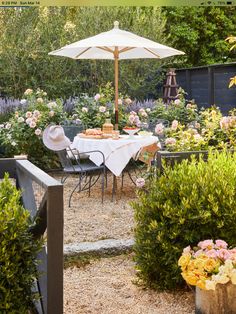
0,158 -> 63,314
176,62 -> 236,114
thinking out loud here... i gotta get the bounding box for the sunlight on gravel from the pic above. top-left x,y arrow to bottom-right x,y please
64,254 -> 195,314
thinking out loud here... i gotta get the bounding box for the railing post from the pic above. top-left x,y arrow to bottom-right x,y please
47,185 -> 64,314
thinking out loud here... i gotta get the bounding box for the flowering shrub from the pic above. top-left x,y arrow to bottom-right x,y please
178,239 -> 236,290
132,150 -> 236,290
73,82 -> 128,129
149,90 -> 199,126
0,88 -> 66,168
154,106 -> 236,152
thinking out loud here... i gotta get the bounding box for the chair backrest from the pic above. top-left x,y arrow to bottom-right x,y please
62,125 -> 84,142
57,149 -> 75,170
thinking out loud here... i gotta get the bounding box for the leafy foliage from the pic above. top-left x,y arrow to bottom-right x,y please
132,150 -> 236,290
0,88 -> 66,169
164,7 -> 236,67
0,174 -> 42,312
0,7 -> 167,100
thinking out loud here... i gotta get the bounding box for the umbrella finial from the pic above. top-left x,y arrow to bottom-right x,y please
114,21 -> 119,29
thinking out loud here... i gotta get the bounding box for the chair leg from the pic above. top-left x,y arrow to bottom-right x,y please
69,175 -> 82,207
112,175 -> 118,202
121,172 -> 125,190
88,175 -> 92,197
101,169 -> 105,204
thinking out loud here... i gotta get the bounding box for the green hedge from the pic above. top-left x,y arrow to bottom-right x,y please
132,150 -> 236,290
0,174 -> 42,313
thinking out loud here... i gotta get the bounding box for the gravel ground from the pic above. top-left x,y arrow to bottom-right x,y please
53,172 -> 136,244
52,171 -> 194,314
64,254 -> 195,314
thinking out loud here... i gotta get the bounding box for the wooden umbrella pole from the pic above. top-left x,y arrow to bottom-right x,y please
114,47 -> 119,130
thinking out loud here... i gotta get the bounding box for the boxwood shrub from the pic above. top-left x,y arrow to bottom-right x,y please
132,150 -> 236,290
0,174 -> 42,313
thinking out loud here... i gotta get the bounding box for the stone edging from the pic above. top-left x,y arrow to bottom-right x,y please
64,238 -> 134,257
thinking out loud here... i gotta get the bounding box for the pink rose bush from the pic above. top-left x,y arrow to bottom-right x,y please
0,88 -> 65,168
178,239 -> 236,290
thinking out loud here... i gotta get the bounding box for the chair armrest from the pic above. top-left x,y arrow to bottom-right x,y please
81,150 -> 105,165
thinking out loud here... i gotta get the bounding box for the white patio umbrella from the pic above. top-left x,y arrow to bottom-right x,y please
49,21 -> 185,129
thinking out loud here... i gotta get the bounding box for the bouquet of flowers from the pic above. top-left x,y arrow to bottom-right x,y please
178,239 -> 236,290
124,111 -> 140,129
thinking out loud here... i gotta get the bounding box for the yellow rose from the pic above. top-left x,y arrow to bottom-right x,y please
194,257 -> 208,272
182,272 -> 198,286
204,259 -> 220,273
197,279 -> 206,290
178,253 -> 191,269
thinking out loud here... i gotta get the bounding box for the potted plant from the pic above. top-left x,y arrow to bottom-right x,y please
178,239 -> 236,314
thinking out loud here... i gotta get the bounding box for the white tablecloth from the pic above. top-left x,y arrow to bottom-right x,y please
71,135 -> 160,176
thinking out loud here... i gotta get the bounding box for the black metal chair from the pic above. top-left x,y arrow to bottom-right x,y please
61,125 -> 84,142
56,147 -> 106,207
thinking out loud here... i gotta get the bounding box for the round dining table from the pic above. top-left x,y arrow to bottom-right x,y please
71,134 -> 160,177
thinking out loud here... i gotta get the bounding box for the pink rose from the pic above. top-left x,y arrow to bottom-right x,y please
198,239 -> 214,250
136,177 -> 145,188
205,249 -> 218,259
155,123 -> 164,135
217,249 -> 232,261
94,93 -> 101,101
165,137 -> 176,146
171,120 -> 179,130
215,239 -> 228,249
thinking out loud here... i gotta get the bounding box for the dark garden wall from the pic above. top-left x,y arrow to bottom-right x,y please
176,63 -> 236,114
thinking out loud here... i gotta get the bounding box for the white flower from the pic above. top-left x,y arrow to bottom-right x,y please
25,111 -> 32,118
33,110 -> 40,117
20,99 -> 27,105
26,118 -> 32,125
146,108 -> 151,112
7,134 -> 12,139
118,98 -> 123,105
174,99 -> 181,105
5,123 -> 11,129
17,117 -> 24,123
35,128 -> 42,136
212,274 -> 230,285
47,102 -> 57,109
12,141 -> 17,146
49,110 -> 55,117
155,123 -> 165,135
0,124 -> 4,128
136,177 -> 145,188
24,88 -> 33,96
43,92 -> 47,96
37,97 -> 44,103
193,134 -> 203,141
99,106 -> 106,113
141,111 -> 148,117
94,93 -> 101,101
82,107 -> 88,113
205,280 -> 216,290
30,121 -> 36,128
125,98 -> 132,105
230,269 -> 236,284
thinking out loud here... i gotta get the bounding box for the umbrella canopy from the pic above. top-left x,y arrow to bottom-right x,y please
49,21 -> 185,128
